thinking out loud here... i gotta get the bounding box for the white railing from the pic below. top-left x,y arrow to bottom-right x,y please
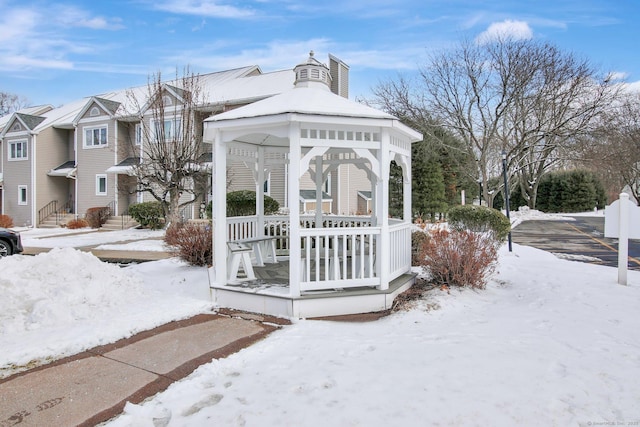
389,222 -> 412,278
227,215 -> 258,241
226,214 -> 412,292
299,226 -> 380,291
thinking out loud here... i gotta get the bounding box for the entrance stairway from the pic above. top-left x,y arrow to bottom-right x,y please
38,214 -> 76,228
101,216 -> 140,231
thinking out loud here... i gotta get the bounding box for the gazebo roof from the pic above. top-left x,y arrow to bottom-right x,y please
207,85 -> 395,123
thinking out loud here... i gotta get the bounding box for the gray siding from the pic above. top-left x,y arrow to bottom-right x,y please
3,134 -> 32,226
338,164 -> 370,215
76,120 -> 117,216
35,127 -> 74,222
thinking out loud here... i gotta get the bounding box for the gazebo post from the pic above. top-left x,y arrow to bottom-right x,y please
212,129 -> 228,286
377,130 -> 391,290
256,146 -> 265,238
288,123 -> 302,298
314,155 -> 323,227
401,155 -> 412,222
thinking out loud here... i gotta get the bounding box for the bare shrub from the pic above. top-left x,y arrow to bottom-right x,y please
164,222 -> 212,266
85,207 -> 111,228
418,228 -> 498,290
0,214 -> 14,228
66,218 -> 89,229
411,230 -> 429,265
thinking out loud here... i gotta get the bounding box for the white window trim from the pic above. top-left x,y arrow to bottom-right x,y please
84,125 -> 108,148
18,185 -> 27,205
150,117 -> 182,142
324,173 -> 331,195
263,173 -> 271,196
96,174 -> 107,196
8,140 -> 28,161
135,123 -> 142,146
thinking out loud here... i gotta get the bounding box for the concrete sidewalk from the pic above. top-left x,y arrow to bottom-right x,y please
0,313 -> 287,427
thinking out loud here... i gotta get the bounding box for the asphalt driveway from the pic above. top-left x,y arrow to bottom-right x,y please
511,215 -> 640,271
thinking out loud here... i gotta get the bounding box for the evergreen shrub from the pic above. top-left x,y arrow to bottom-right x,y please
128,202 -> 164,229
226,190 -> 279,217
536,170 -> 606,212
447,205 -> 511,244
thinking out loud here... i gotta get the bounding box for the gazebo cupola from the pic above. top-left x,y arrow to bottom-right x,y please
293,51 -> 332,90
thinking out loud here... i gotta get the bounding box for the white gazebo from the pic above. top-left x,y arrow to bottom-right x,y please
204,52 -> 422,318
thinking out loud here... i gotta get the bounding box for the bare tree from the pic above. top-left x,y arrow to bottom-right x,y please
420,37 -> 619,208
577,92 -> 640,203
0,91 -> 30,117
126,68 -> 211,226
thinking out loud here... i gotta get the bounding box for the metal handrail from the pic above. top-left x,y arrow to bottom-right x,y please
38,200 -> 58,225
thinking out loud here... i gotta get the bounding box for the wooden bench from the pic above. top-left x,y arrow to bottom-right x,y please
238,237 -> 278,267
227,242 -> 256,282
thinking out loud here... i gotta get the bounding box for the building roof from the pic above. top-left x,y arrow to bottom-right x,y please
47,160 -> 77,178
299,190 -> 332,201
15,113 -> 46,130
5,65 -> 295,134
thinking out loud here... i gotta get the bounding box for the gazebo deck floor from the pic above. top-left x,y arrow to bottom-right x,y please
212,259 -> 416,318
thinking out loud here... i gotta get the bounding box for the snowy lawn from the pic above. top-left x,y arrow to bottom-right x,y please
100,243 -> 640,426
0,247 -> 212,378
2,212 -> 639,425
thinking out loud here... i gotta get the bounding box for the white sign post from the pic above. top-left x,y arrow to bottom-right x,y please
604,193 -> 639,286
618,193 -> 629,285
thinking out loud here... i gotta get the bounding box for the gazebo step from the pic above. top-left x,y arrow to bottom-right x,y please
211,273 -> 416,319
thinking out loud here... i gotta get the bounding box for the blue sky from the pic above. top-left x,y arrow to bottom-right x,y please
1,0 -> 639,107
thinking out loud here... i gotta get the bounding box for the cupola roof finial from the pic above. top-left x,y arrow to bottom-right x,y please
294,50 -> 332,90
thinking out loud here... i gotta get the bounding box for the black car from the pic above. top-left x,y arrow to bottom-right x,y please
0,227 -> 23,257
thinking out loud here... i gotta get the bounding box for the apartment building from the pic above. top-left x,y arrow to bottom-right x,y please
0,54 -> 370,227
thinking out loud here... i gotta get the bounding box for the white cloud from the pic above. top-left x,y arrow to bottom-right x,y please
152,0 -> 256,18
0,4 -> 124,72
164,38 -> 333,71
163,38 -> 426,74
54,5 -> 125,30
623,80 -> 640,93
475,19 -> 533,44
0,55 -> 73,72
607,71 -> 628,81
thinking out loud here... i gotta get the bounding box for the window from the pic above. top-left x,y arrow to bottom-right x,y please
18,185 -> 27,205
89,106 -> 101,117
96,174 -> 107,195
324,174 -> 331,195
263,172 -> 271,195
152,117 -> 182,142
135,123 -> 142,146
84,126 -> 108,147
9,140 -> 27,160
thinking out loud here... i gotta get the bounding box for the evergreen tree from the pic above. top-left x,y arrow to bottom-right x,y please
413,158 -> 447,221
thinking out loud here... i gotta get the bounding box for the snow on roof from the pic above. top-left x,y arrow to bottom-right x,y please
8,65 -> 292,133
207,85 -> 395,122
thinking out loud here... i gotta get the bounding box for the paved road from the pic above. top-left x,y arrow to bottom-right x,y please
511,216 -> 640,271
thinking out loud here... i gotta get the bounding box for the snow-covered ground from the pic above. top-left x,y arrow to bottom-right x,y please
1,228 -> 212,378
2,211 -> 639,426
